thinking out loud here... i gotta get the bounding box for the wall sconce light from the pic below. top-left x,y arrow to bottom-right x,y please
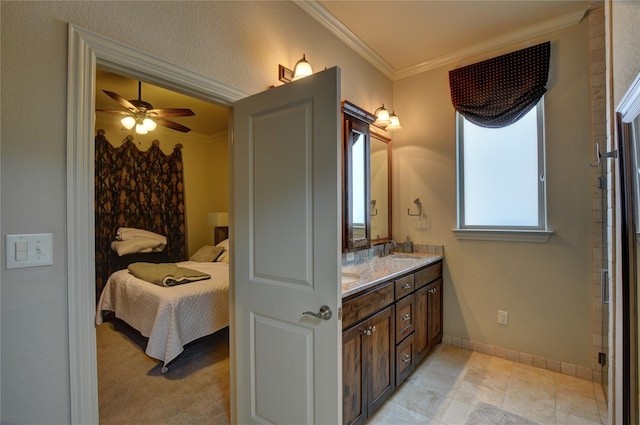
374,104 -> 402,131
279,54 -> 314,83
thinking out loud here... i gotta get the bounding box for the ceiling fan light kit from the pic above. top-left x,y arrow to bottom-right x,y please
97,81 -> 195,134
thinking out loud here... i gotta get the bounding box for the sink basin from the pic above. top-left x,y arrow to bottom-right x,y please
341,272 -> 360,284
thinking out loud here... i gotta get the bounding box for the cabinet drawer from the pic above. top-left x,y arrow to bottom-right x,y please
395,294 -> 415,342
395,333 -> 415,385
394,274 -> 414,300
342,281 -> 395,329
415,261 -> 443,289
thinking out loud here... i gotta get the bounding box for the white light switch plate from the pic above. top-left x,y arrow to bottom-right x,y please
6,233 -> 53,269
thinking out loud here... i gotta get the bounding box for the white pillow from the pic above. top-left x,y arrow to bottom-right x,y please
216,239 -> 230,263
189,245 -> 224,262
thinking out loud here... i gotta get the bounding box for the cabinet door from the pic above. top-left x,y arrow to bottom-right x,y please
367,306 -> 395,415
413,286 -> 429,363
429,278 -> 443,345
343,326 -> 365,425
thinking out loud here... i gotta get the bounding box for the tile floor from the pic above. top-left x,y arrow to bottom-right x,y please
366,344 -> 607,425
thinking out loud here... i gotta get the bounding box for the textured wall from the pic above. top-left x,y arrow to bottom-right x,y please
0,2 -> 392,423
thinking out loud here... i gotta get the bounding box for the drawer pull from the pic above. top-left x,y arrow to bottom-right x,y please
402,353 -> 411,363
402,283 -> 411,289
401,313 -> 411,321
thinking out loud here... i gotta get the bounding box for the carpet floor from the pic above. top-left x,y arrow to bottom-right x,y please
97,316 -> 231,425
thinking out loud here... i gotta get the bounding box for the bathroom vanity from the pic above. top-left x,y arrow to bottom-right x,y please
341,254 -> 443,425
340,100 -> 443,424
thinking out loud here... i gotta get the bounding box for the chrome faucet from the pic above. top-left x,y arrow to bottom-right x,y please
381,240 -> 396,257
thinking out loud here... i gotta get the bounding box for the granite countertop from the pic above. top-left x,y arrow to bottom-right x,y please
341,253 -> 443,298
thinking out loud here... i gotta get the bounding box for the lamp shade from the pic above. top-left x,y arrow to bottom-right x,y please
292,54 -> 313,80
386,111 -> 402,130
121,116 -> 136,130
143,118 -> 157,131
374,105 -> 391,126
135,123 -> 148,135
208,212 -> 229,227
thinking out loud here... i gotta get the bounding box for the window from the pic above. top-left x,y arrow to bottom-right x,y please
456,102 -> 550,241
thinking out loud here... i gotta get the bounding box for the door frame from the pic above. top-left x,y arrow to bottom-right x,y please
67,24 -> 247,424
616,71 -> 640,425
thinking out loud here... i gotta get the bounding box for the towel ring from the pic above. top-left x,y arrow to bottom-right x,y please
408,198 -> 422,216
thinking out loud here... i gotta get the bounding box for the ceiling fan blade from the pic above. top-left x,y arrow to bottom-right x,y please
102,90 -> 139,112
147,108 -> 195,117
155,117 -> 192,133
95,109 -> 130,116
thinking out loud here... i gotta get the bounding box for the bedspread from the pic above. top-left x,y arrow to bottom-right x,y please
96,261 -> 229,371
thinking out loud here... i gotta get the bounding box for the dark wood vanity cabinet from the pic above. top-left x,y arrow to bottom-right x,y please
343,305 -> 395,425
342,260 -> 443,424
413,261 -> 443,364
414,277 -> 444,364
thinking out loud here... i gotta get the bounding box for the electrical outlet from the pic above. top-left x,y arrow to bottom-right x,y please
498,310 -> 508,325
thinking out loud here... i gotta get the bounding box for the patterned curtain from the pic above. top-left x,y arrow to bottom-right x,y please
95,130 -> 186,299
449,41 -> 550,128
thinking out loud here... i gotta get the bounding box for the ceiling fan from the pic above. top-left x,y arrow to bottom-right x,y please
97,81 -> 195,134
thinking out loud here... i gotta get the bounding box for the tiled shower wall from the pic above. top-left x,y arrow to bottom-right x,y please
588,1 -> 608,386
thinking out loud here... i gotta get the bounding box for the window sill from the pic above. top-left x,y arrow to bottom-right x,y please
452,228 -> 553,243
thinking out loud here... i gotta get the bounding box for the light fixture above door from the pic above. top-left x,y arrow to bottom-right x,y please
278,54 -> 314,83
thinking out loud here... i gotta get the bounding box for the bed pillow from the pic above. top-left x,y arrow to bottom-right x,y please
189,245 -> 224,262
215,239 -> 230,263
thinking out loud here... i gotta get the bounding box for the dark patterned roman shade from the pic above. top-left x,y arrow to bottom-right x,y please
449,41 -> 550,128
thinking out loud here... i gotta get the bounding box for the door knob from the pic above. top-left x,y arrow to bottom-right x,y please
302,305 -> 333,320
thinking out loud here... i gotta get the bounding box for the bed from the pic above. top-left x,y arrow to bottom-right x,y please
96,250 -> 229,372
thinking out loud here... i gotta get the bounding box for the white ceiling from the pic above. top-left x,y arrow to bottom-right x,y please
95,1 -> 591,135
309,0 -> 590,79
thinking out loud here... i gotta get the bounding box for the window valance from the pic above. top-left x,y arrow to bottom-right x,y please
449,41 -> 550,128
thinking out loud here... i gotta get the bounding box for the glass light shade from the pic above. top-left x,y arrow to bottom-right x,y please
386,112 -> 402,130
292,54 -> 313,80
375,105 -> 390,126
121,116 -> 136,130
135,123 -> 148,135
143,118 -> 157,131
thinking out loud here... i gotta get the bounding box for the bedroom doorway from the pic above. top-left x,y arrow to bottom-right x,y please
93,68 -> 233,423
67,25 -> 248,424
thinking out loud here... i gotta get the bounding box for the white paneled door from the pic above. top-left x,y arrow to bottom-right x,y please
233,67 -> 342,424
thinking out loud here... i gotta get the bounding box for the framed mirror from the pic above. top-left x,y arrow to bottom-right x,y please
370,128 -> 392,244
342,101 -> 393,252
342,102 -> 373,251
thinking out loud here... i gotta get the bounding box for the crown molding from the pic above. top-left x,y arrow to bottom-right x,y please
294,0 -> 395,79
297,1 -> 585,81
395,9 -> 585,79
